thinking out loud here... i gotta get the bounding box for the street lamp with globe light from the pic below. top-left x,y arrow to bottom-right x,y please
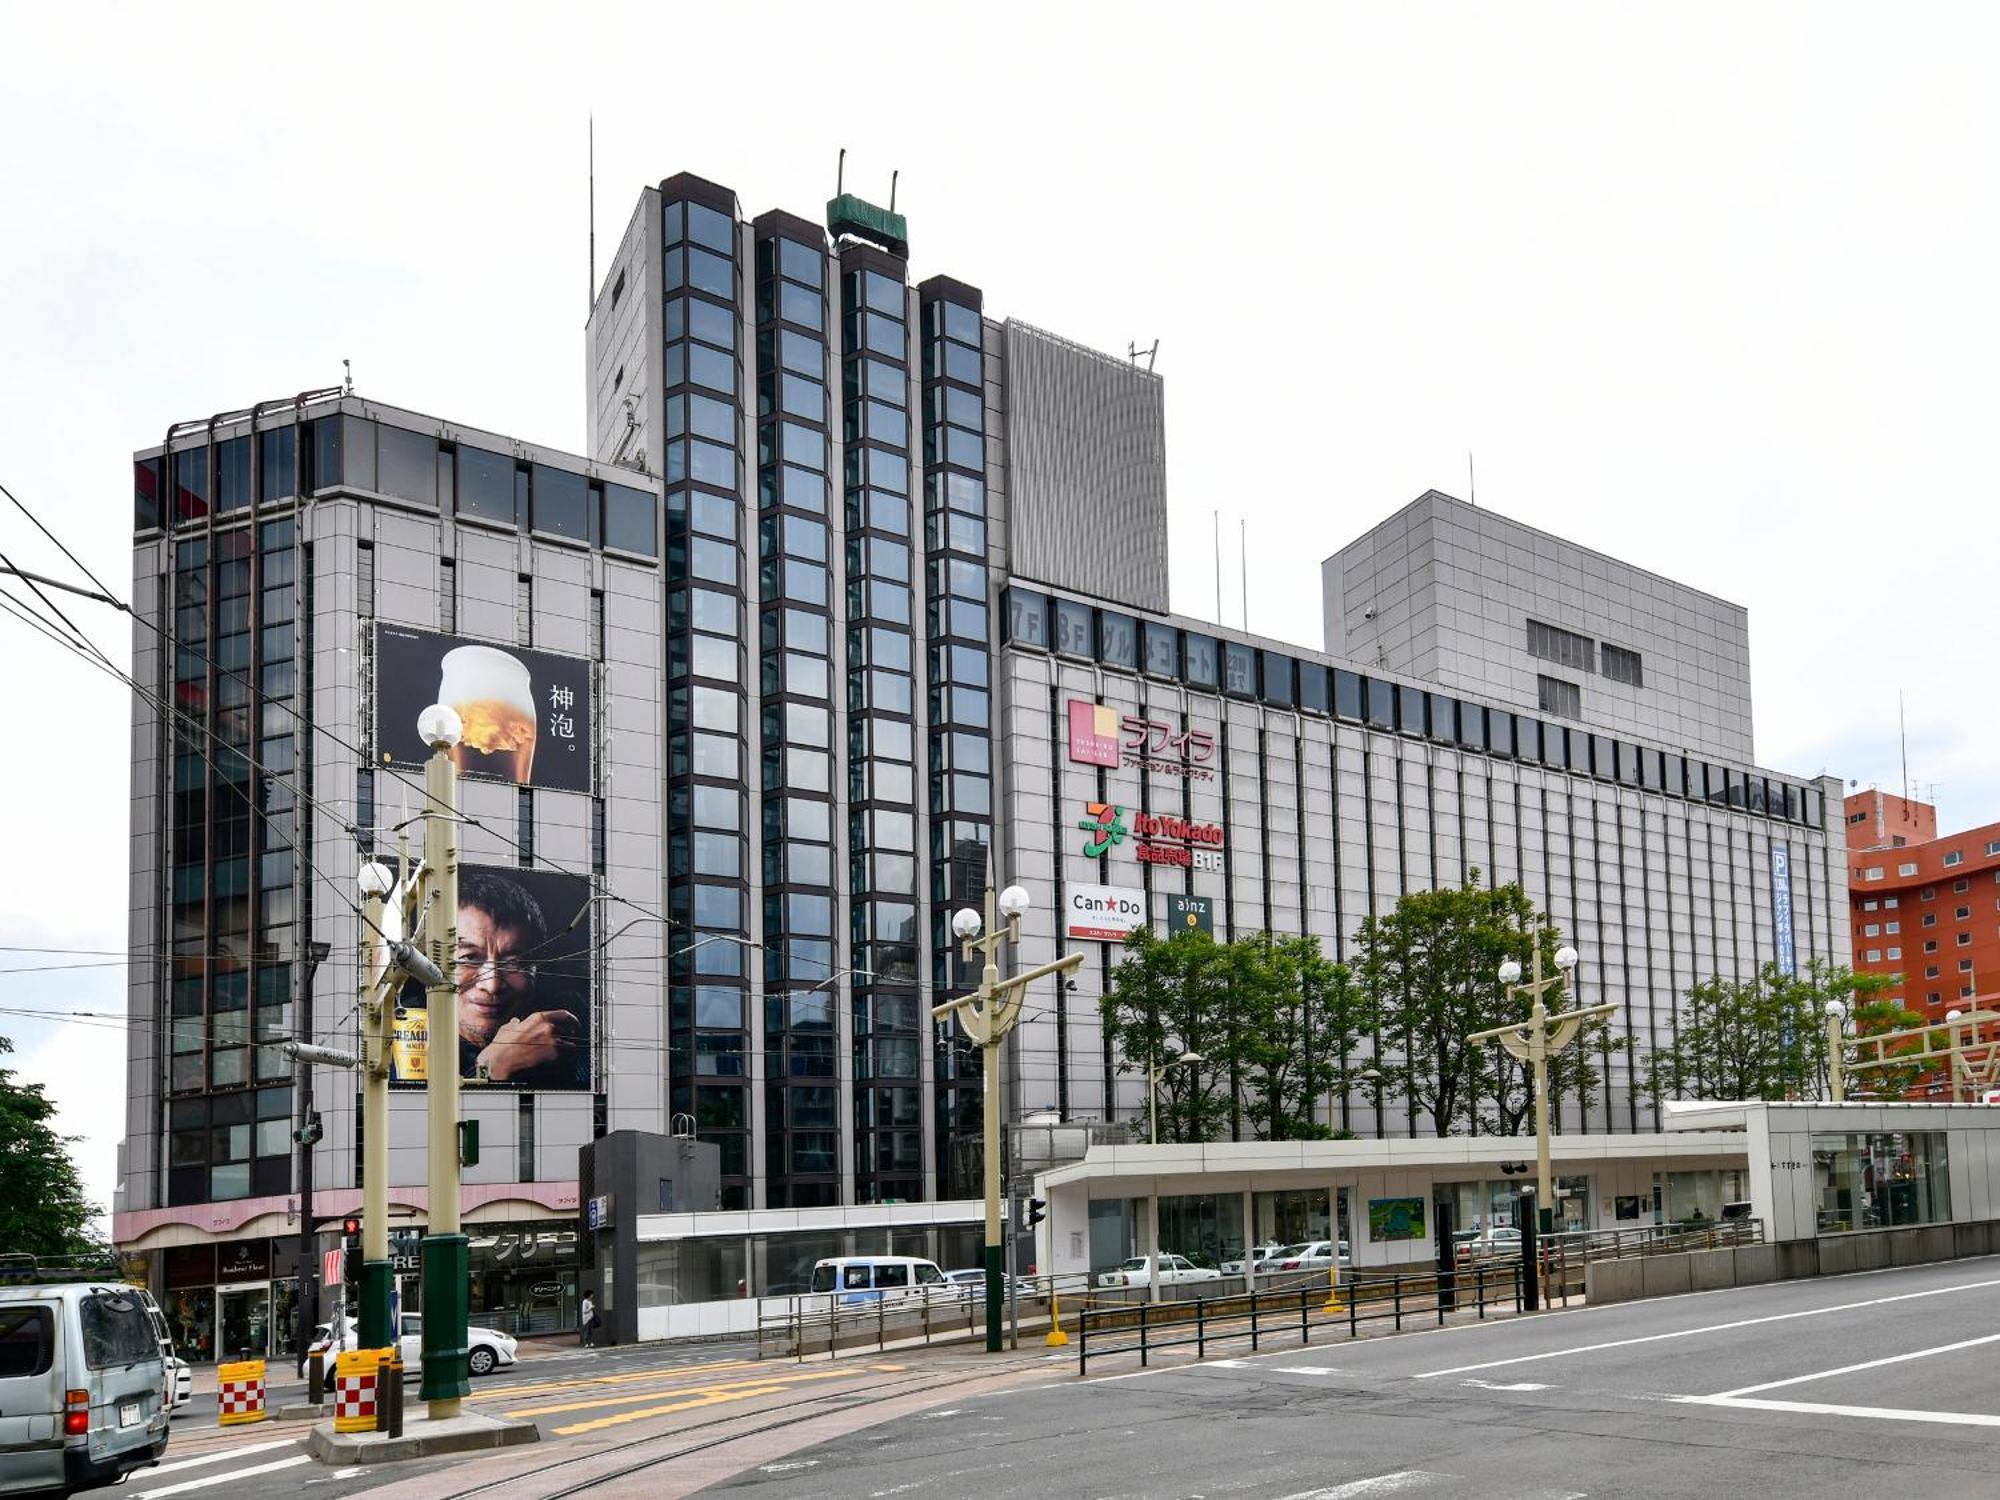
1468,940 -> 1613,1235
932,876 -> 1083,1352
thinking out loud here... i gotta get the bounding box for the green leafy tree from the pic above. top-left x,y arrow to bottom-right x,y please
1647,960 -> 1905,1103
1099,928 -> 1232,1142
1239,934 -> 1375,1141
0,1036 -> 104,1259
1353,872 -> 1614,1136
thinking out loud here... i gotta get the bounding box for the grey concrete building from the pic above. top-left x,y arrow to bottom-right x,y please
1321,490 -> 1756,763
120,395 -> 664,1361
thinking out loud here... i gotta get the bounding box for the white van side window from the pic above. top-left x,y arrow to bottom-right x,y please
914,1264 -> 944,1285
0,1305 -> 54,1377
875,1264 -> 909,1288
842,1266 -> 870,1290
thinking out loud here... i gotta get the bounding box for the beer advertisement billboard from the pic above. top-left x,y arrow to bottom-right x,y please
388,863 -> 593,1091
374,627 -> 593,794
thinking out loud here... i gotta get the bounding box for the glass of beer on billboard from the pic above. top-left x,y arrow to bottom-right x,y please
437,645 -> 538,783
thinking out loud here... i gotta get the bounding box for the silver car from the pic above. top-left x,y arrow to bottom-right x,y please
0,1279 -> 168,1496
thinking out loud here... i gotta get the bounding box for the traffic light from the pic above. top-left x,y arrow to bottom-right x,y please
341,1216 -> 362,1310
292,1111 -> 323,1147
1025,1197 -> 1048,1230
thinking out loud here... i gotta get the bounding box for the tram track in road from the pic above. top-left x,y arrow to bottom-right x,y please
427,1361 -> 1033,1500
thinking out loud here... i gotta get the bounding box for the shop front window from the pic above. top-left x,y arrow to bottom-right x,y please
164,1288 -> 214,1364
1157,1194 -> 1244,1271
467,1225 -> 580,1336
1253,1189 -> 1331,1251
1812,1130 -> 1951,1234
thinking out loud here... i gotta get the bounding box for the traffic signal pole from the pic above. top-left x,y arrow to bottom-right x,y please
416,718 -> 470,1415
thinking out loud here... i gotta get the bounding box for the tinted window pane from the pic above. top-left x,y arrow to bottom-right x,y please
1223,642 -> 1257,697
604,483 -> 657,555
532,465 -> 590,540
1333,669 -> 1362,720
1459,702 -> 1487,750
779,237 -> 823,288
1185,633 -> 1219,689
1489,710 -> 1516,758
1142,622 -> 1179,678
458,448 -> 514,524
687,246 -> 733,298
781,282 -> 822,330
377,426 -> 437,508
1006,588 -> 1049,648
1365,677 -> 1394,727
1398,685 -> 1427,735
1261,652 -> 1294,706
1298,663 -> 1330,713
686,202 -> 734,255
1099,612 -> 1137,668
216,436 -> 251,513
1054,599 -> 1093,658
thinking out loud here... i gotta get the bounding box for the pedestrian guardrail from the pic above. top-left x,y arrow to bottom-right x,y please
1075,1263 -> 1523,1376
756,1270 -> 1097,1360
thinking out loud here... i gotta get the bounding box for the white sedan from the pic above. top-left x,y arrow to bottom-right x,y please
1220,1243 -> 1285,1275
308,1313 -> 519,1379
1095,1254 -> 1221,1289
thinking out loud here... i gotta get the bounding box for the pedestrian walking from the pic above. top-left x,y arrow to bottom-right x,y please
581,1292 -> 596,1348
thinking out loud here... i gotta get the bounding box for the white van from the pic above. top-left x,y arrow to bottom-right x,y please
807,1256 -> 949,1305
0,1277 -> 168,1496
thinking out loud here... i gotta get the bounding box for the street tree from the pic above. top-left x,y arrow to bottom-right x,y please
1646,960 -> 1905,1103
1238,933 -> 1375,1141
1099,927 -> 1232,1142
0,1036 -> 103,1259
1352,872 -> 1613,1136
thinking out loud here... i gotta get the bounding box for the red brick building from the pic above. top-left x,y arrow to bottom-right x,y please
1846,792 -> 2000,1018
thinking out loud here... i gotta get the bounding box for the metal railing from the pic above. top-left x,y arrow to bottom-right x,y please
1541,1218 -> 1763,1301
756,1271 -> 1098,1360
1075,1263 -> 1523,1375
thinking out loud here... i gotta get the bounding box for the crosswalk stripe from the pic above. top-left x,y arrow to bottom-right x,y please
1274,1473 -> 1454,1499
505,1366 -> 854,1419
133,1453 -> 310,1499
136,1439 -> 298,1479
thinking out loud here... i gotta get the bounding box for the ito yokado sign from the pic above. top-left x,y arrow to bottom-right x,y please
1077,802 -> 1225,872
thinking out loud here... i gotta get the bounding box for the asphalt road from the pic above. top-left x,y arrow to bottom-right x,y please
706,1255 -> 2000,1500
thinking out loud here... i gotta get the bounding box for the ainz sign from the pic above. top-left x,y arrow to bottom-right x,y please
1067,699 -> 1217,781
1077,802 -> 1225,872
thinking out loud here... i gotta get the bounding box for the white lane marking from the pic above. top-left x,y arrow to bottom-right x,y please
1462,1378 -> 1552,1391
1275,1472 -> 1454,1498
1707,1330 -> 2000,1398
917,1408 -> 961,1419
759,1459 -> 821,1473
133,1454 -> 310,1499
1413,1273 -> 2000,1379
1273,1366 -> 1348,1376
135,1439 -> 299,1478
1686,1395 -> 2000,1428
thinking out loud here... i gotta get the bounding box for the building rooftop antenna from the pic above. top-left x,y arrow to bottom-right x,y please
1127,340 -> 1159,372
341,358 -> 353,396
890,169 -> 899,212
836,146 -> 845,198
588,113 -> 595,313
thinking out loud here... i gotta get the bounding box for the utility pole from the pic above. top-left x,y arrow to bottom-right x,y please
354,850 -> 400,1349
291,939 -> 332,1359
935,879 -> 1082,1353
414,706 -> 469,1415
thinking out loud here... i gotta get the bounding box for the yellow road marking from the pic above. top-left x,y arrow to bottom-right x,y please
505,1367 -> 853,1420
553,1384 -> 803,1436
473,1357 -> 762,1402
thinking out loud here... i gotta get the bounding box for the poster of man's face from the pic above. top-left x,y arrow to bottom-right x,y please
390,864 -> 592,1091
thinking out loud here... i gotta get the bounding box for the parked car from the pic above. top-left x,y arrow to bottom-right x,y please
943,1269 -> 1032,1300
808,1256 -> 951,1305
135,1293 -> 191,1416
1265,1240 -> 1350,1274
1095,1254 -> 1221,1290
305,1313 -> 519,1380
1220,1243 -> 1285,1275
1454,1227 -> 1524,1264
0,1275 -> 169,1496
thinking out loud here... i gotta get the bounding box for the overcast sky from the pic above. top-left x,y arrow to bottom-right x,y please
5,2 -> 1998,1219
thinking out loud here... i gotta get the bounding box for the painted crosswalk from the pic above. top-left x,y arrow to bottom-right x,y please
496,1360 -> 911,1437
129,1438 -> 310,1499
